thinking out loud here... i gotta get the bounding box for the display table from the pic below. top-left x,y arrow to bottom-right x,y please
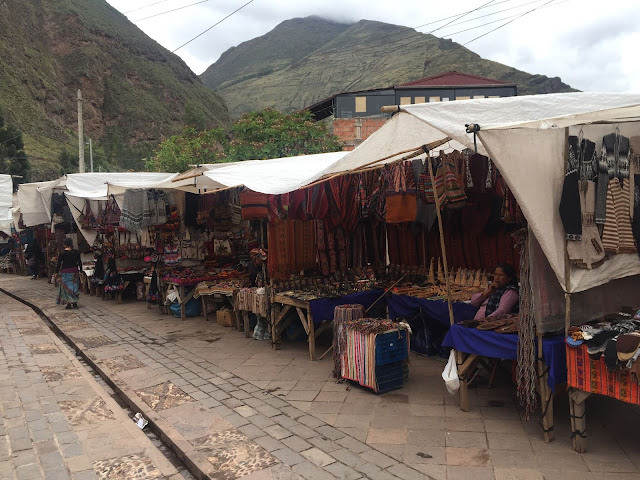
387,294 -> 477,327
163,280 -> 198,320
193,281 -> 238,323
566,343 -> 640,453
443,324 -> 566,442
271,289 -> 385,361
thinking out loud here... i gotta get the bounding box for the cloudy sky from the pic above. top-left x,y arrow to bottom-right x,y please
105,0 -> 640,92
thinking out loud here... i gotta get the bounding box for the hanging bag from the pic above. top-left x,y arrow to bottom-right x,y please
442,350 -> 460,395
104,195 -> 122,225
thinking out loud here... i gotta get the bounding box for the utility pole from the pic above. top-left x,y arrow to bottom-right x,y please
88,138 -> 94,173
77,90 -> 85,173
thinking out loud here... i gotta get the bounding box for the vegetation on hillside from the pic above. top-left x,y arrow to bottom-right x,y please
147,109 -> 342,172
0,108 -> 30,189
201,17 -> 576,117
0,0 -> 231,180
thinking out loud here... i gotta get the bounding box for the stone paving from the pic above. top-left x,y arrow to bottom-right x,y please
0,291 -> 186,480
2,275 -> 640,479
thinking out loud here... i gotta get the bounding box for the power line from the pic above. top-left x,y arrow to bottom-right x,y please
124,0 -> 173,14
425,0 -> 560,71
172,0 -> 255,53
134,0 -> 211,22
426,0 -> 497,36
214,0 -> 568,93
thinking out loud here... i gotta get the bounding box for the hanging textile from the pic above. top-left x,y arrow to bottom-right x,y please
240,189 -> 269,220
333,304 -> 366,378
293,220 -> 317,272
412,159 -> 437,230
386,162 -> 417,223
267,219 -> 295,280
120,188 -> 151,232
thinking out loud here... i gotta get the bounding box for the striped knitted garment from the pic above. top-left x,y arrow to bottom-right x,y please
602,179 -> 636,254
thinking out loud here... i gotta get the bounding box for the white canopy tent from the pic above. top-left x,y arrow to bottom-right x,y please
317,92 -> 640,294
201,151 -> 349,195
0,174 -> 13,234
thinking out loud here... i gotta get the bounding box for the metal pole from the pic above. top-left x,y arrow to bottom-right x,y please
89,138 -> 93,173
77,90 -> 85,173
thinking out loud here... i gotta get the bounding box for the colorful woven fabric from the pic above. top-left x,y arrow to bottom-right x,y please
386,162 -> 417,223
240,189 -> 269,220
333,304 -> 365,378
235,288 -> 269,317
566,343 -> 640,405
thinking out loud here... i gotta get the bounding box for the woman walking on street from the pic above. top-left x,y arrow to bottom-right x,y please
56,238 -> 82,309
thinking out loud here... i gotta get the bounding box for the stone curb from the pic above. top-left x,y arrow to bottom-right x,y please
0,287 -> 215,480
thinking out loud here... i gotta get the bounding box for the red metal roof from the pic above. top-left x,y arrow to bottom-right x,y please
397,71 -> 513,88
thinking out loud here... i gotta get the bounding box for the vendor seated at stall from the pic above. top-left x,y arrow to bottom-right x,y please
470,263 -> 519,319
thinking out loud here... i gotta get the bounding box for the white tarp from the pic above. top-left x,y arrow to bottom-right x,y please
66,172 -> 177,199
0,174 -> 13,233
203,152 -> 348,195
324,92 -> 640,293
18,179 -> 64,227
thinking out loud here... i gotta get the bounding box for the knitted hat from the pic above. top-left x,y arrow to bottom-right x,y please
604,338 -> 619,373
586,330 -> 617,355
616,333 -> 640,361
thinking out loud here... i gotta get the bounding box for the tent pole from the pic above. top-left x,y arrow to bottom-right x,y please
562,128 -> 572,336
426,150 -> 468,410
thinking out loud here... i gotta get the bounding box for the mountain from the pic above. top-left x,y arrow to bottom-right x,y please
201,17 -> 576,118
0,0 -> 231,180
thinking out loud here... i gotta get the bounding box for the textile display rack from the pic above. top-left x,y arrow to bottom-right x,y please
338,318 -> 410,393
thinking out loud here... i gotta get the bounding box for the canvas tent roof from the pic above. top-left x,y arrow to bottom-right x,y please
319,92 -> 640,293
65,172 -> 178,199
0,174 -> 13,233
201,152 -> 349,195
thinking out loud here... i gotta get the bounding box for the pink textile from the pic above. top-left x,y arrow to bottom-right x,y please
471,290 -> 519,320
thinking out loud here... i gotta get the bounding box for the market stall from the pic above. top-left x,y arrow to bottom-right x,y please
316,92 -> 640,447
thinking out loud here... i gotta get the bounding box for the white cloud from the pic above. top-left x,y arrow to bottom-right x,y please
108,0 -> 640,92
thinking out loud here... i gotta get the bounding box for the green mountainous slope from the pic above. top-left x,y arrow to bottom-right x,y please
201,17 -> 575,118
0,0 -> 231,180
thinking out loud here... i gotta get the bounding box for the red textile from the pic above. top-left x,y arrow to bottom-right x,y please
566,344 -> 640,406
240,189 -> 269,220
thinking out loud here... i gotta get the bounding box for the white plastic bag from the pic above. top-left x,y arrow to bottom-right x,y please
442,350 -> 460,395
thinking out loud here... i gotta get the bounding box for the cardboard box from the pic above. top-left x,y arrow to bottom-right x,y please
216,309 -> 235,328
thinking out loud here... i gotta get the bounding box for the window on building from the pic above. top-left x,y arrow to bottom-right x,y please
457,96 -> 471,100
429,96 -> 440,102
473,95 -> 485,99
489,96 -> 501,99
414,96 -> 426,104
355,97 -> 367,113
442,97 -> 450,102
400,97 -> 412,105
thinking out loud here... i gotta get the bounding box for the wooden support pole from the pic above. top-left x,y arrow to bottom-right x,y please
426,149 -> 468,409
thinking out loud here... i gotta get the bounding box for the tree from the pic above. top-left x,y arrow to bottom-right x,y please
145,127 -> 227,173
148,108 -> 342,172
227,108 -> 341,161
58,149 -> 79,175
0,108 -> 30,189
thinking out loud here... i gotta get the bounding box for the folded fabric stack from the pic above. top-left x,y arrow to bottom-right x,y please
567,312 -> 640,378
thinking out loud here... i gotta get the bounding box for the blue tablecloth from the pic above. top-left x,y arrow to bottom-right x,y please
307,289 -> 385,325
442,324 -> 567,391
387,294 -> 478,327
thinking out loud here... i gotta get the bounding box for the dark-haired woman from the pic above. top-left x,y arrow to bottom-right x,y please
470,263 -> 519,320
56,238 -> 82,309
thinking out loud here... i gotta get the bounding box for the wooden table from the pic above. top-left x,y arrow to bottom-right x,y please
163,281 -> 197,320
271,294 -> 333,361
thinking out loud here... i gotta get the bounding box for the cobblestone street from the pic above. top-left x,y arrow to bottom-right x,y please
1,274 -> 640,479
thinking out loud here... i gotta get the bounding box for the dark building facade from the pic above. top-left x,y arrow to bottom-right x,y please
306,71 -> 517,150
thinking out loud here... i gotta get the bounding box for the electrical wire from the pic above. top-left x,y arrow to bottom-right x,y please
426,0 -> 497,36
172,0 -> 255,53
214,0 -> 568,93
134,0 -> 211,22
123,0 -> 173,15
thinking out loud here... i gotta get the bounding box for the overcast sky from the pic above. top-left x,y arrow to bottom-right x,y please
106,0 -> 640,92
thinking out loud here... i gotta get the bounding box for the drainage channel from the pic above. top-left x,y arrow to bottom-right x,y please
2,290 -> 197,480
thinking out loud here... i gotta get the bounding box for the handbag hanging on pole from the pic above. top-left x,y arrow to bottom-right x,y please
104,195 -> 121,225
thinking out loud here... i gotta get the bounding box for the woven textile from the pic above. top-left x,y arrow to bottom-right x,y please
567,343 -> 640,406
235,288 -> 269,317
333,304 -> 365,378
240,189 -> 269,220
120,188 -> 151,231
602,179 -> 636,254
